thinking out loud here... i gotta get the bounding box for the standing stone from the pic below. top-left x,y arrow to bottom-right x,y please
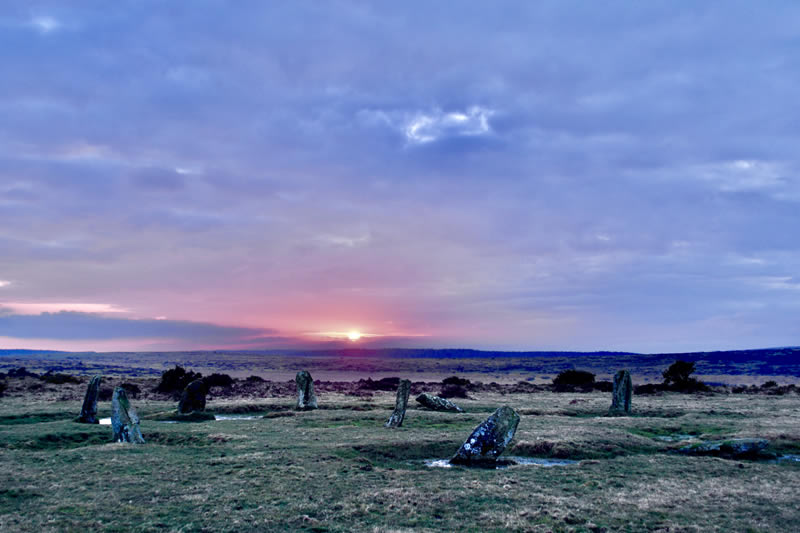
77,375 -> 101,424
111,387 -> 145,444
415,392 -> 464,413
385,379 -> 411,428
450,406 -> 520,466
609,370 -> 632,414
178,379 -> 207,413
295,370 -> 318,410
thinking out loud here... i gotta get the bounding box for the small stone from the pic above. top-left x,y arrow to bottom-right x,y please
77,375 -> 101,424
295,370 -> 318,410
679,438 -> 768,459
177,379 -> 207,413
609,370 -> 632,414
111,387 -> 145,444
450,406 -> 520,466
385,379 -> 411,428
415,392 -> 463,413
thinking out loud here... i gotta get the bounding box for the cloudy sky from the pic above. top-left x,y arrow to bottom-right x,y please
1,1 -> 799,353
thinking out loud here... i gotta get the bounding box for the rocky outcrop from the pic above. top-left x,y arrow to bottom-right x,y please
177,379 -> 207,413
77,375 -> 101,424
415,392 -> 463,413
111,387 -> 145,444
450,406 -> 520,466
385,379 -> 411,428
679,438 -> 768,459
609,370 -> 632,414
295,370 -> 318,410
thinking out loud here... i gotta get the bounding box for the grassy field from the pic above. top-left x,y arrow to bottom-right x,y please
1,390 -> 799,532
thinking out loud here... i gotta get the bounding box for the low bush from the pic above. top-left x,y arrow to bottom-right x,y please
119,382 -> 141,397
440,384 -> 469,399
39,372 -> 80,385
245,375 -> 265,382
442,376 -> 471,386
553,369 -> 596,391
358,377 -> 401,391
0,381 -> 7,397
8,368 -> 38,379
204,373 -> 234,388
155,365 -> 203,394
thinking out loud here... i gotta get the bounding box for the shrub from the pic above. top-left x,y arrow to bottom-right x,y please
761,380 -> 778,388
204,373 -> 234,388
593,381 -> 613,392
245,375 -> 265,382
440,384 -> 469,399
8,367 -> 38,379
358,377 -> 401,391
662,360 -> 709,392
0,381 -> 7,397
442,376 -> 471,386
553,369 -> 596,391
39,372 -> 81,385
155,365 -> 203,393
119,382 -> 141,397
99,387 -> 114,401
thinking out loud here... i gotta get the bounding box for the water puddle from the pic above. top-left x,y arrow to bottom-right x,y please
654,434 -> 698,442
214,415 -> 262,421
776,454 -> 800,463
99,418 -> 111,425
424,457 -> 577,469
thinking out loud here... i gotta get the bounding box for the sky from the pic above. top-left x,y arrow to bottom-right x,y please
1,1 -> 799,353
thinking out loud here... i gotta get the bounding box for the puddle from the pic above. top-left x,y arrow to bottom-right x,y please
214,415 -> 262,421
99,418 -> 111,426
777,454 -> 800,463
424,457 -> 578,469
654,434 -> 698,442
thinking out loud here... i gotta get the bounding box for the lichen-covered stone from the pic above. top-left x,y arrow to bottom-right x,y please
77,375 -> 101,424
450,406 -> 520,466
385,379 -> 411,428
111,387 -> 145,444
609,370 -> 632,414
679,438 -> 768,459
178,379 -> 207,413
295,370 -> 318,410
415,392 -> 463,413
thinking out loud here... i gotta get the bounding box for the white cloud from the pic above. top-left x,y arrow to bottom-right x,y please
30,16 -> 61,34
0,302 -> 128,314
404,106 -> 493,144
693,159 -> 788,193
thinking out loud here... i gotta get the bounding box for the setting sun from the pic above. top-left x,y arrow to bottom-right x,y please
347,330 -> 362,341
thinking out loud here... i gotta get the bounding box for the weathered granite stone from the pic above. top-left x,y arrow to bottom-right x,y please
77,375 -> 101,424
295,370 -> 318,410
679,438 -> 768,459
111,387 -> 145,444
609,370 -> 632,414
415,392 -> 463,413
385,379 -> 411,428
178,379 -> 207,413
450,406 -> 520,466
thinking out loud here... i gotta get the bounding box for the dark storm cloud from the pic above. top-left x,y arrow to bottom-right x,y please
0,311 -> 273,341
1,1 -> 799,350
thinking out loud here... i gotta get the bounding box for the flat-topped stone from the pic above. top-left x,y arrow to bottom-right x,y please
679,438 -> 768,459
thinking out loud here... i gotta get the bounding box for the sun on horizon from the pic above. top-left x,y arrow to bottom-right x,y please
347,330 -> 362,341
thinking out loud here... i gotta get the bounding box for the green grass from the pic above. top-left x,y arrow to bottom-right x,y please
1,391 -> 799,531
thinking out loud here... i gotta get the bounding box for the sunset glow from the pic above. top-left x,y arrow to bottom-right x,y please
347,331 -> 362,342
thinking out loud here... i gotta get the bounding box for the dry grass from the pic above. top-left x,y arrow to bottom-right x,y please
1,389 -> 798,532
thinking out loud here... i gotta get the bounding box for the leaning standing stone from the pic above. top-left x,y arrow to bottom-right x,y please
178,379 -> 207,413
77,375 -> 101,424
385,379 -> 411,428
450,406 -> 520,466
111,387 -> 145,444
415,392 -> 463,413
609,370 -> 632,414
295,370 -> 318,410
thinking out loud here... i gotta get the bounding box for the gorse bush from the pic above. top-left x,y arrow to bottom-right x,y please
442,376 -> 471,386
156,365 -> 203,393
203,373 -> 234,388
662,360 -> 709,392
553,369 -> 596,390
